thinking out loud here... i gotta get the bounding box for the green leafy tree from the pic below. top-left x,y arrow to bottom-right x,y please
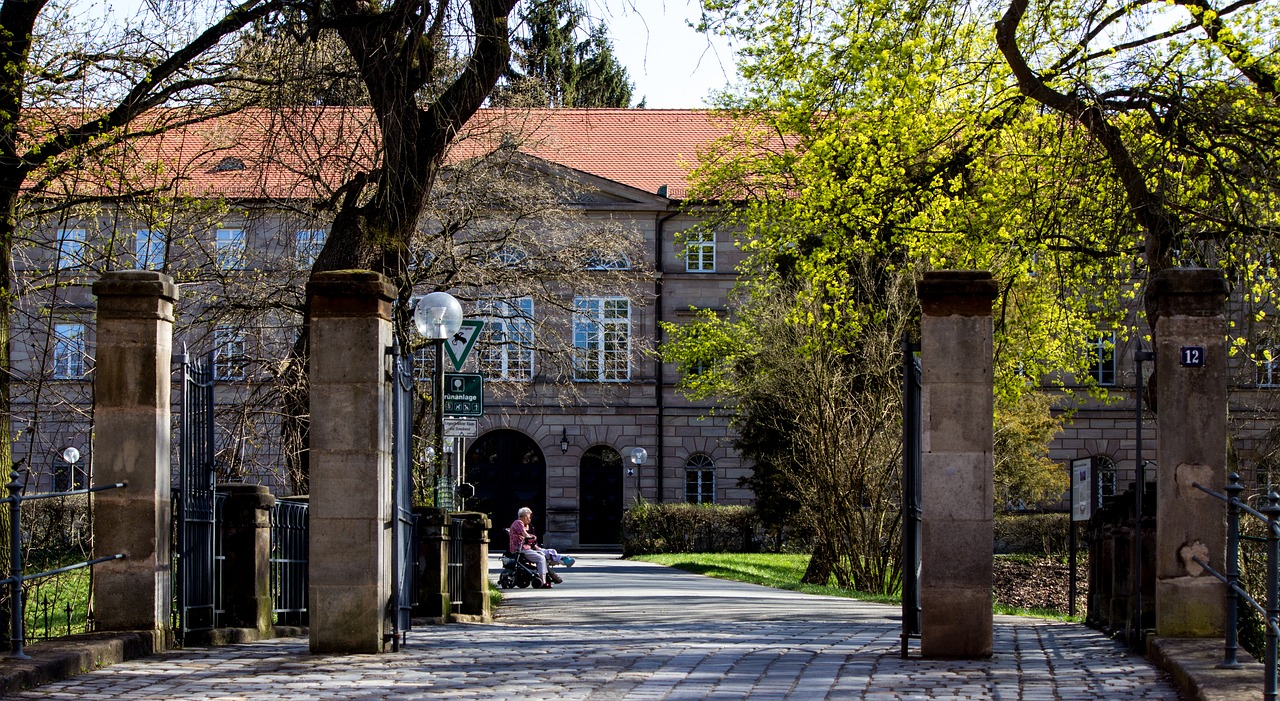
492,0 -> 635,107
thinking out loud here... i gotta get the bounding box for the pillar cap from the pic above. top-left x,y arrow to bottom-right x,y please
92,270 -> 179,304
306,270 -> 396,320
918,270 -> 998,317
1148,268 -> 1227,319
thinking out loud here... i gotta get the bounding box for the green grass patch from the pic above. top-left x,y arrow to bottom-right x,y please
993,602 -> 1082,622
631,553 -> 900,605
19,568 -> 92,641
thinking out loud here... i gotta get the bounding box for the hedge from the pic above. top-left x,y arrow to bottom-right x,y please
621,502 -> 762,555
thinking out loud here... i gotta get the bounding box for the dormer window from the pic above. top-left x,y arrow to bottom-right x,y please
213,156 -> 245,172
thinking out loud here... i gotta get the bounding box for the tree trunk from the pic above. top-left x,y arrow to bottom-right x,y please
802,538 -> 834,585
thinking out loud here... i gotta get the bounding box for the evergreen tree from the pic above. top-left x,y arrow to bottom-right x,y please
495,0 -> 637,107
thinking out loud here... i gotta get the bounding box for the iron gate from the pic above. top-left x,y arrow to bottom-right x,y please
900,336 -> 922,657
174,349 -> 219,644
390,341 -> 418,649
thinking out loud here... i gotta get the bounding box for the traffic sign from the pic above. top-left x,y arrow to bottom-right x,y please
444,320 -> 485,372
443,417 -> 478,437
443,373 -> 484,416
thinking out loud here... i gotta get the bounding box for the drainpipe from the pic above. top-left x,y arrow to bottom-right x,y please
655,192 -> 679,504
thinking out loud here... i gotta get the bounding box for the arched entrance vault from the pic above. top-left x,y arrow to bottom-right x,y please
466,429 -> 547,544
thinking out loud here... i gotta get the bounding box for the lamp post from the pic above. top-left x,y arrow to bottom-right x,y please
413,291 -> 463,507
61,446 -> 81,490
630,447 -> 647,502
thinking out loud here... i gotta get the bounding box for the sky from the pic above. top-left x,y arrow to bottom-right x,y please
595,1 -> 739,108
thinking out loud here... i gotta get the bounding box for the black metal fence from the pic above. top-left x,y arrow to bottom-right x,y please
2,470 -> 126,659
900,336 -> 922,657
448,523 -> 464,609
271,499 -> 308,625
1192,473 -> 1279,701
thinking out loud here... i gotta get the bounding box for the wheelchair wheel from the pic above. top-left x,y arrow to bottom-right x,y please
498,572 -> 514,589
515,569 -> 532,588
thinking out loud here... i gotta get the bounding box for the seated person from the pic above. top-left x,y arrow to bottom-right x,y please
509,507 -> 575,588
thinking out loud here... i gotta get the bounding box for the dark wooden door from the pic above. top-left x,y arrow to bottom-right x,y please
579,446 -> 623,545
466,430 -> 546,545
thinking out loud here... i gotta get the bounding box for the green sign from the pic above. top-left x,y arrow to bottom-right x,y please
443,373 -> 484,417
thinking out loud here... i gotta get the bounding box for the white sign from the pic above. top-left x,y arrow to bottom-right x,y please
443,417 -> 478,437
1071,457 -> 1093,522
444,320 -> 485,372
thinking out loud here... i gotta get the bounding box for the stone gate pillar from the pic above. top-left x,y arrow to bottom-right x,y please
91,270 -> 178,637
1150,268 -> 1228,637
307,271 -> 395,653
918,270 -> 998,659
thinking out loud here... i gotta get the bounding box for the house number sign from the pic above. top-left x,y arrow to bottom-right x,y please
1180,346 -> 1205,367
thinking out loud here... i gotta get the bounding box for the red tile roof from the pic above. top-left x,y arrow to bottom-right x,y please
43,108 -> 740,202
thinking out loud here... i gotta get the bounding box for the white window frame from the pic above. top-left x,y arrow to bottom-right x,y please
412,345 -> 434,383
56,228 -> 85,270
136,229 -> 165,270
583,253 -> 632,271
477,297 -> 534,381
573,296 -> 631,382
1258,349 -> 1280,387
216,228 -> 246,270
296,229 -> 326,267
1088,332 -> 1116,386
52,323 -> 86,379
214,326 -> 248,381
685,454 -> 716,504
684,230 -> 715,273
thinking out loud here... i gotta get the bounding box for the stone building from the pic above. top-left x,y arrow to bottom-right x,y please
11,108 -> 749,548
11,106 -> 1278,548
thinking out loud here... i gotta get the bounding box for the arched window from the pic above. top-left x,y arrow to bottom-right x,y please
1096,455 -> 1117,498
685,454 -> 715,504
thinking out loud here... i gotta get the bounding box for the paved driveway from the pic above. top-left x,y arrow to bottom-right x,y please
11,554 -> 1180,700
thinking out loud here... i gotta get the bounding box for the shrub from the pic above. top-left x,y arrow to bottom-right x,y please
994,512 -> 1070,555
622,502 -> 761,555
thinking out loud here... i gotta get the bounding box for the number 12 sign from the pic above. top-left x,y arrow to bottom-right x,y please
1180,346 -> 1205,367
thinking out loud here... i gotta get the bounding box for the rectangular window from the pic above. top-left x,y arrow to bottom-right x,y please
684,230 -> 715,272
296,229 -> 326,267
685,469 -> 715,504
56,228 -> 85,270
1088,332 -> 1116,386
216,228 -> 246,270
214,326 -> 248,381
1258,350 -> 1279,387
573,297 -> 630,382
136,229 -> 165,270
477,297 -> 534,381
52,323 -> 86,379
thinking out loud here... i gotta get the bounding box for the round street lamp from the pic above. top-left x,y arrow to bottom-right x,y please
413,291 -> 463,507
630,447 -> 647,501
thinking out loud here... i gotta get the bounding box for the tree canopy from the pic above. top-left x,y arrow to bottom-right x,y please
492,0 -> 636,107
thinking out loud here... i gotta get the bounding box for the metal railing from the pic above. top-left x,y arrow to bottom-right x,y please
2,470 -> 126,659
1192,473 -> 1279,701
270,498 -> 308,625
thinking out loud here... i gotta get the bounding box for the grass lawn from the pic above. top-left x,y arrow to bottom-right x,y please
632,552 -> 1081,621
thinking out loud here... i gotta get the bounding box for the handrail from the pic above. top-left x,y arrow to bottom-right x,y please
1192,474 -> 1278,701
5,470 -> 128,660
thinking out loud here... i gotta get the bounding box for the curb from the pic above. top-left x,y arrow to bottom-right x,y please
1148,636 -> 1265,701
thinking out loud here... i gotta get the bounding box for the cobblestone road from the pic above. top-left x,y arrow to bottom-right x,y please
10,555 -> 1181,700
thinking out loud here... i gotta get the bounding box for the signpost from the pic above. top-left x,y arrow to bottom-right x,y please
1069,457 -> 1095,616
443,417 -> 478,437
443,373 -> 483,417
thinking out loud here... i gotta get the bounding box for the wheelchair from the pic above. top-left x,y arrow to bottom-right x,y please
497,548 -> 541,589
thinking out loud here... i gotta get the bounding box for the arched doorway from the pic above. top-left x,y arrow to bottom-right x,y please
579,445 -> 623,545
466,430 -> 546,545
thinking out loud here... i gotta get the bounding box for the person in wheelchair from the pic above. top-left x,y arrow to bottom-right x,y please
508,507 -> 575,588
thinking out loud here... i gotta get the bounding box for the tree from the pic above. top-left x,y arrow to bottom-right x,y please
663,260 -> 916,594
492,0 -> 635,107
0,0 -> 290,648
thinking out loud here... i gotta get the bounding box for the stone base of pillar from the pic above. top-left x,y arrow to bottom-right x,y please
415,508 -> 451,623
1155,578 -> 1225,637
